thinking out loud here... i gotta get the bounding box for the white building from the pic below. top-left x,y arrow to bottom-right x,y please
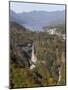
62,34 -> 66,40
47,28 -> 66,40
47,28 -> 56,35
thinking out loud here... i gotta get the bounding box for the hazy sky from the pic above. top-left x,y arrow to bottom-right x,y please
10,2 -> 65,13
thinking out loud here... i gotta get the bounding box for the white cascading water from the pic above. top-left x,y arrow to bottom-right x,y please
30,43 -> 37,70
57,67 -> 61,84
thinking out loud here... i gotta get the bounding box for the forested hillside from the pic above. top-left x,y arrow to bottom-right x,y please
10,22 -> 66,88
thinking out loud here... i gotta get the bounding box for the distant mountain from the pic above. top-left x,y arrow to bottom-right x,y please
10,10 -> 65,31
10,10 -> 25,25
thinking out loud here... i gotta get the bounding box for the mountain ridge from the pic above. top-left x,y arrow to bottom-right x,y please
10,10 -> 65,31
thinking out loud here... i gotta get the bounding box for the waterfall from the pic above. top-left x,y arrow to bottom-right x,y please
57,67 -> 61,84
31,43 -> 37,63
58,69 -> 61,82
30,42 -> 37,70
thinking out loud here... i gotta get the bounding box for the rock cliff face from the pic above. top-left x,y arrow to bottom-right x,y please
10,22 -> 32,67
10,41 -> 33,68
